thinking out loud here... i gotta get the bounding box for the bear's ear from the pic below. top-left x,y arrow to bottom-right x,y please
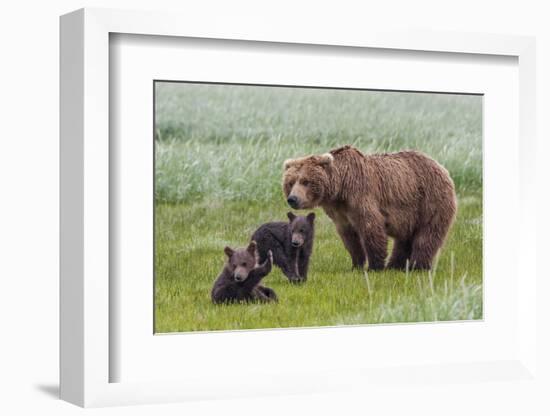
247,240 -> 257,257
224,246 -> 235,258
287,212 -> 297,222
317,153 -> 334,166
283,159 -> 296,170
306,212 -> 316,223
284,155 -> 310,170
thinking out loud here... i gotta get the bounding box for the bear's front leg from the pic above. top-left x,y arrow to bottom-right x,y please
351,209 -> 387,271
334,222 -> 366,269
324,206 -> 366,269
243,251 -> 273,291
297,251 -> 310,280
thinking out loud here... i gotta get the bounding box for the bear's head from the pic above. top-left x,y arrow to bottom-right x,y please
282,153 -> 334,209
223,241 -> 259,282
287,212 -> 315,248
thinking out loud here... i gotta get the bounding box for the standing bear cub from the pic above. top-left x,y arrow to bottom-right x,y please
252,212 -> 315,283
211,241 -> 277,304
282,145 -> 457,271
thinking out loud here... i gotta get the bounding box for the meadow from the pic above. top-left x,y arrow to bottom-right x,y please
154,82 -> 482,333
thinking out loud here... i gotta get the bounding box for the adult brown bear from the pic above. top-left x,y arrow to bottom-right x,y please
282,145 -> 457,271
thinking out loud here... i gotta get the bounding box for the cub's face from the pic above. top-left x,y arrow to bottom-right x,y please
224,241 -> 258,282
282,153 -> 333,209
287,212 -> 315,248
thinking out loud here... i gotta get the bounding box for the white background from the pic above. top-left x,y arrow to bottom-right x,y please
1,1 -> 549,415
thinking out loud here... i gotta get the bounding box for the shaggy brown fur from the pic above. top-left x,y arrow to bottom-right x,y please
282,145 -> 457,271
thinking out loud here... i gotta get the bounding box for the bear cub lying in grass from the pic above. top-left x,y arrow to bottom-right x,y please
252,212 -> 315,283
211,241 -> 277,304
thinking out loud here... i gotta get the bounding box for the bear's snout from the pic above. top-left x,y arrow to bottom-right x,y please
291,233 -> 305,247
233,271 -> 247,282
287,195 -> 299,209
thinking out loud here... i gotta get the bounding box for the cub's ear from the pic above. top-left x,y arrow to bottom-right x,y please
224,246 -> 235,258
247,240 -> 257,256
306,212 -> 316,223
287,212 -> 297,222
317,153 -> 334,166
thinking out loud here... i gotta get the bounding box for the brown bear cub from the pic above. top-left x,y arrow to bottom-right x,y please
211,241 -> 277,304
282,145 -> 457,271
252,212 -> 315,284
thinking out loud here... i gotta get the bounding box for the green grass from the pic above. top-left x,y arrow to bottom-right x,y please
154,82 -> 483,333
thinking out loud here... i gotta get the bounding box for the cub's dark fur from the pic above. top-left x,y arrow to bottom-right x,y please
251,212 -> 315,283
211,241 -> 276,304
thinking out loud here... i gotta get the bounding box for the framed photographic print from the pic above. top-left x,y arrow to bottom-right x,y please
60,8 -> 538,408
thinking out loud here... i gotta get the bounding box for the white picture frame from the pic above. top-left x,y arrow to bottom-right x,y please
60,7 -> 538,408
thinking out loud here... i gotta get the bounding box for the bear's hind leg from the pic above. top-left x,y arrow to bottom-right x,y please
363,233 -> 387,271
409,227 -> 443,270
259,234 -> 297,279
275,248 -> 300,281
255,285 -> 278,302
386,239 -> 412,270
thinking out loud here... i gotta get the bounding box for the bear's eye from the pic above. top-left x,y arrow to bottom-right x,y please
241,262 -> 247,267
301,180 -> 309,186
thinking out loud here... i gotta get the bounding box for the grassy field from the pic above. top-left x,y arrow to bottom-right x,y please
154,82 -> 482,333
